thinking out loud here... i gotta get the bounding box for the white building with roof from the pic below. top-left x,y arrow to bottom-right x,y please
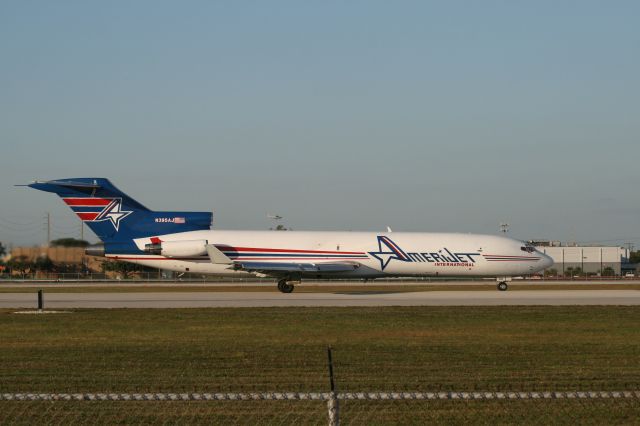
531,241 -> 629,275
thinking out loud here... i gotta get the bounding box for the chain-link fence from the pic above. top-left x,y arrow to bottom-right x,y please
1,391 -> 639,425
2,345 -> 639,425
0,273 -> 498,282
1,306 -> 639,424
1,272 -> 638,283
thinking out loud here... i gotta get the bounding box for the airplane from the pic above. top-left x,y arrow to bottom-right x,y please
26,178 -> 553,293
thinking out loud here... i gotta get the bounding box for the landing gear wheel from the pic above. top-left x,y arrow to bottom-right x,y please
497,282 -> 508,291
277,279 -> 294,293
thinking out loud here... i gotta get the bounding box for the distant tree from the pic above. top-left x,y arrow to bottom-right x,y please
270,224 -> 291,231
565,266 -> 583,277
57,263 -> 83,273
630,251 -> 640,264
50,238 -> 89,247
6,255 -> 34,275
602,266 -> 615,277
0,241 -> 6,264
34,256 -> 55,273
100,260 -> 140,279
544,268 -> 558,277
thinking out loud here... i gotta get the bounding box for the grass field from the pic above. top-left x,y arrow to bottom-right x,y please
1,306 -> 639,424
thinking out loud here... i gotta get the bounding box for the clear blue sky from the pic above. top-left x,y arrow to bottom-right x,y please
1,1 -> 639,247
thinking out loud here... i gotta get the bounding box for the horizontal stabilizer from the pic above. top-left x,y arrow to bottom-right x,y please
33,179 -> 101,189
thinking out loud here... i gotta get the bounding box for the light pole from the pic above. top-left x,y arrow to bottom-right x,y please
499,223 -> 510,234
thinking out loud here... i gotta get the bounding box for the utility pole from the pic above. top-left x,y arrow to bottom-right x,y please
45,212 -> 51,246
267,214 -> 285,231
326,346 -> 339,425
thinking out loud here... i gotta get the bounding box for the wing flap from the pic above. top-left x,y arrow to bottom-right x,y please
206,244 -> 233,264
235,261 -> 359,274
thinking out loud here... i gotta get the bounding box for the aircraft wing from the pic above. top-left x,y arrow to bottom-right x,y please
234,261 -> 360,274
205,244 -> 360,276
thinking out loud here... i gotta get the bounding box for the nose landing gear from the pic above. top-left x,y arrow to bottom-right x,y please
496,276 -> 511,291
277,279 -> 295,293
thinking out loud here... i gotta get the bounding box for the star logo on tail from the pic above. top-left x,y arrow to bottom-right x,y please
94,198 -> 132,230
369,236 -> 411,270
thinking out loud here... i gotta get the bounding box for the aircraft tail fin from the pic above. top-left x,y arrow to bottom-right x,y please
27,178 -> 212,243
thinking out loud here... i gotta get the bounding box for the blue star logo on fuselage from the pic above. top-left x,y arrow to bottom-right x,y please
369,236 -> 411,270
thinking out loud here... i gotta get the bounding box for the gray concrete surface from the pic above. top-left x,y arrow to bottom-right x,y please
1,289 -> 639,308
2,279 -> 640,288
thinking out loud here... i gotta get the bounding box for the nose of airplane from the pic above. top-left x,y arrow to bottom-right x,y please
540,253 -> 554,269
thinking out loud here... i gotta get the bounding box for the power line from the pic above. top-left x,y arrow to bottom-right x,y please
50,223 -> 82,231
0,216 -> 41,227
0,222 -> 42,232
0,218 -> 42,230
0,228 -> 45,236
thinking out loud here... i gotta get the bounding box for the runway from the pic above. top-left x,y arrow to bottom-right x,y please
2,289 -> 639,308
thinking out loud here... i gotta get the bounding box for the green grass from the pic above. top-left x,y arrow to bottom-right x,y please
1,306 -> 639,423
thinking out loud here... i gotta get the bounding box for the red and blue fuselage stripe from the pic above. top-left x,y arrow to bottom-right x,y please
222,253 -> 368,259
217,245 -> 368,260
217,246 -> 366,255
483,254 -> 540,262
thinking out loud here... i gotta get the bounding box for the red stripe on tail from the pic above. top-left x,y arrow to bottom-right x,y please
64,198 -> 111,206
76,212 -> 99,221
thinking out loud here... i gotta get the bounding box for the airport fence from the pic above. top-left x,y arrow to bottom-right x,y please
2,304 -> 639,424
0,271 -> 637,283
2,346 -> 639,425
0,273 -> 507,284
1,391 -> 639,425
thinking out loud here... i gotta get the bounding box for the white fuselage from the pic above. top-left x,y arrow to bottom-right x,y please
108,230 -> 553,279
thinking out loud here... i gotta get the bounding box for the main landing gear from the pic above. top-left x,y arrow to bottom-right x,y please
277,279 -> 295,294
497,281 -> 508,291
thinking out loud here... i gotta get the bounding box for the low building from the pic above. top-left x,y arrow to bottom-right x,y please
531,241 -> 629,275
8,246 -> 104,272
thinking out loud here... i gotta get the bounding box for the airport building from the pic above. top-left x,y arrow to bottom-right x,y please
531,241 -> 630,275
7,246 -> 103,272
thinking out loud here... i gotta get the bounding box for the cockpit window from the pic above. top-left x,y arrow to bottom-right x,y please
521,245 -> 536,253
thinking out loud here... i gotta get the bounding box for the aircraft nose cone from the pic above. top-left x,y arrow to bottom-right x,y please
541,253 -> 554,269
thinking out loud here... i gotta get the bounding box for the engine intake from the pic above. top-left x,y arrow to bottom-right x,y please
144,239 -> 208,257
85,243 -> 105,257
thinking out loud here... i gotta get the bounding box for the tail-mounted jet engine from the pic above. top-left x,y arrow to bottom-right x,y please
144,240 -> 208,257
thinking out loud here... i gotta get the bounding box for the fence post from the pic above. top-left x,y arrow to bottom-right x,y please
37,289 -> 43,312
327,346 -> 339,426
